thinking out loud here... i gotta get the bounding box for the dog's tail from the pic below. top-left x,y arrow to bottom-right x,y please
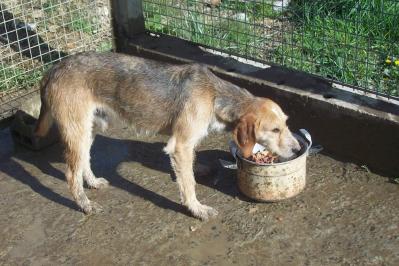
34,73 -> 54,138
34,102 -> 53,137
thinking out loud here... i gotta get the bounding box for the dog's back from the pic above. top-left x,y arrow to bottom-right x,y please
35,52 -> 218,135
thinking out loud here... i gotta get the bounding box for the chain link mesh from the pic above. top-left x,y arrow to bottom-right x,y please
0,0 -> 112,118
143,0 -> 399,99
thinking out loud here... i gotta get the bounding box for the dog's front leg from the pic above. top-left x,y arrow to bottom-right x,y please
169,141 -> 218,220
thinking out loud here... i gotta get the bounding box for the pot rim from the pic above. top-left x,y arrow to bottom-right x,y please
236,132 -> 311,166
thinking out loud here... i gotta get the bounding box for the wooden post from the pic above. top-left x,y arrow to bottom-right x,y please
111,0 -> 145,52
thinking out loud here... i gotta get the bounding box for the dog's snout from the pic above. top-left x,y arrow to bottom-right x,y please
291,137 -> 301,152
292,146 -> 300,153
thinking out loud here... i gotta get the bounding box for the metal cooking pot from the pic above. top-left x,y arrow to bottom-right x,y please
231,129 -> 312,202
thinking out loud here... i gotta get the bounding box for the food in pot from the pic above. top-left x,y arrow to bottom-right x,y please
249,150 -> 279,164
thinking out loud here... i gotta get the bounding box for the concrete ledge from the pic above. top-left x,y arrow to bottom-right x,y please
118,33 -> 398,177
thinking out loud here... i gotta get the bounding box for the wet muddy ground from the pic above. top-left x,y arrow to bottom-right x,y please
1,124 -> 398,265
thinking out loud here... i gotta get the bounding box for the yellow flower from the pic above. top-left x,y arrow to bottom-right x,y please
395,60 -> 399,66
385,59 -> 392,64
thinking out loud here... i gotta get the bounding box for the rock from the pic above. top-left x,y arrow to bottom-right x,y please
273,0 -> 291,11
20,92 -> 41,118
234,13 -> 247,22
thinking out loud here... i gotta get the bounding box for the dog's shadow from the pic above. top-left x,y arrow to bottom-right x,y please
6,132 -> 241,216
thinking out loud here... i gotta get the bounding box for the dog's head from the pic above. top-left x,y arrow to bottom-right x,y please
233,98 -> 300,159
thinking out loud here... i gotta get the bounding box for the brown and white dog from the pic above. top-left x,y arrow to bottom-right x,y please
34,52 -> 300,220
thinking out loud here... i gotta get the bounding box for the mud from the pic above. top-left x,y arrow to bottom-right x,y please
1,124 -> 398,265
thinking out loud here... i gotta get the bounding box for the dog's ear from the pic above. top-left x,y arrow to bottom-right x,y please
233,113 -> 257,158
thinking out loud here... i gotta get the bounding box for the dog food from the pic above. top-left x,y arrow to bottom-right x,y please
249,150 -> 279,164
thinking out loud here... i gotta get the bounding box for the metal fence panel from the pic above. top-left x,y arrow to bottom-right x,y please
0,0 -> 112,118
143,0 -> 399,99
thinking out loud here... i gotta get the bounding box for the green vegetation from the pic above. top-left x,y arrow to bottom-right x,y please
43,0 -> 95,34
277,0 -> 399,96
143,0 -> 399,97
43,0 -> 60,14
69,10 -> 95,34
0,1 -> 110,96
0,66 -> 42,92
144,0 -> 279,60
96,40 -> 113,52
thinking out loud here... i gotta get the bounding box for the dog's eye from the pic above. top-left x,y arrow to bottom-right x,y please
272,128 -> 280,133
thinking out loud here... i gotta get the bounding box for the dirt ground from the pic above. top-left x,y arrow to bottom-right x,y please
0,123 -> 398,266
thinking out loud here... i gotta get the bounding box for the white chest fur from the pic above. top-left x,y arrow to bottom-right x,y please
209,118 -> 226,132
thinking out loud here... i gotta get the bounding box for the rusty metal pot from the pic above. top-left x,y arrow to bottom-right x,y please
232,129 -> 312,202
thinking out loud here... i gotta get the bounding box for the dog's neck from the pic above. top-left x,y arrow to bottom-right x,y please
213,80 -> 256,128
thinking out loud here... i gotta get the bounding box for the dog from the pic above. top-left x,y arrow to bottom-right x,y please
34,52 -> 300,220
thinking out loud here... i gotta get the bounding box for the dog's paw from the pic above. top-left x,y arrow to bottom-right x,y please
189,203 -> 218,221
82,201 -> 104,215
88,177 -> 109,189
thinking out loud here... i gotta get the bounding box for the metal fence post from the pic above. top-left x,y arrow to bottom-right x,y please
111,0 -> 145,52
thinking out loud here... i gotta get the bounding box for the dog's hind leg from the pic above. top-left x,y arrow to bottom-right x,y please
83,165 -> 109,190
82,109 -> 109,189
57,106 -> 103,214
82,132 -> 109,189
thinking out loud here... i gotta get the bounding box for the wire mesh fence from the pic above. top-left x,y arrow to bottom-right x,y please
0,0 -> 112,118
143,0 -> 399,99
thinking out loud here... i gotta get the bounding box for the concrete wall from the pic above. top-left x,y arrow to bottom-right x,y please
114,32 -> 398,177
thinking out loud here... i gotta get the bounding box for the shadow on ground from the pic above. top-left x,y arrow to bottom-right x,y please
1,130 -> 241,216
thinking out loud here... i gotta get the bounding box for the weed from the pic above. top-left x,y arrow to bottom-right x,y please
0,66 -> 42,92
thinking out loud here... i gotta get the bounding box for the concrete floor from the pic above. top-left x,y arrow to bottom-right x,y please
0,124 -> 398,265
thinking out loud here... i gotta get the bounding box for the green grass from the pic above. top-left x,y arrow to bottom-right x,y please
1,2 -> 107,95
69,10 -> 95,34
43,1 -> 95,35
96,40 -> 113,52
144,0 -> 278,60
143,0 -> 399,97
276,0 -> 399,96
43,0 -> 60,14
0,66 -> 43,92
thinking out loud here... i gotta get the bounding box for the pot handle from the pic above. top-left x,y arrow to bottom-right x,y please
229,140 -> 239,161
299,128 -> 312,150
217,140 -> 239,170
